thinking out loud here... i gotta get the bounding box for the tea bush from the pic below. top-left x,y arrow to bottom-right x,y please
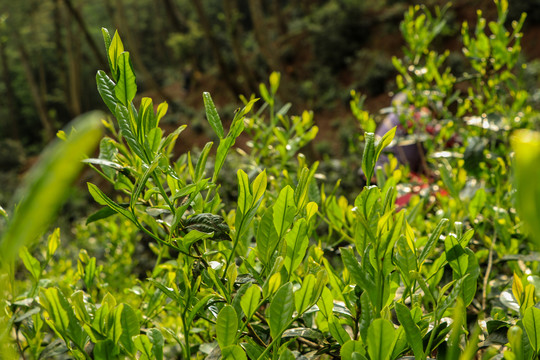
3,1 -> 540,359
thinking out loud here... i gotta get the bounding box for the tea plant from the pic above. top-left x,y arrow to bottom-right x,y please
3,0 -> 540,359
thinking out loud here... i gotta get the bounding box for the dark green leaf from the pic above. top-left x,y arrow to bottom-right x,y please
96,70 -> 118,115
395,303 -> 424,359
362,132 -> 375,185
203,92 -> 224,139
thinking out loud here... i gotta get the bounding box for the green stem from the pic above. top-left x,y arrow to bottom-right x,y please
152,173 -> 176,216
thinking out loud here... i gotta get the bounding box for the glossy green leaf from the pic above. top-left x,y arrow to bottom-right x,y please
148,328 -> 164,360
329,317 -> 351,345
241,284 -> 261,320
273,186 -> 296,239
523,307 -> 540,353
88,183 -> 137,223
39,287 -> 88,349
256,207 -> 278,266
116,304 -> 139,355
418,218 -> 448,266
367,318 -> 396,360
108,30 -> 124,79
269,283 -> 295,339
341,247 -> 375,291
374,127 -> 396,163
0,113 -> 102,262
217,305 -> 238,349
134,335 -> 153,360
341,340 -> 366,360
295,274 -> 316,314
19,246 -> 41,281
195,142 -> 213,182
251,170 -> 267,206
115,103 -> 146,161
362,132 -> 376,185
94,340 -> 116,360
284,219 -> 309,275
115,52 -> 137,106
203,92 -> 225,139
317,287 -> 333,319
187,294 -> 215,325
147,278 -> 183,305
130,154 -> 162,209
395,303 -> 424,359
237,169 -> 252,216
222,345 -> 248,360
96,70 -> 118,115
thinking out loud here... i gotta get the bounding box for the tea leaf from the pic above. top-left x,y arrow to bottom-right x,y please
256,207 -> 278,267
117,304 -> 139,355
362,132 -> 376,185
187,294 -> 215,325
203,92 -> 225,139
195,142 -> 213,182
273,186 -> 296,239
96,70 -> 118,115
295,274 -> 315,314
148,328 -> 164,360
269,283 -> 294,339
395,303 -> 424,359
19,246 -> 41,282
108,30 -> 124,79
222,345 -> 247,360
217,305 -> 238,349
418,218 -> 448,266
284,219 -> 309,275
0,113 -> 102,262
374,127 -> 396,163
241,284 -> 261,320
341,340 -> 366,360
115,52 -> 137,107
523,307 -> 540,353
367,318 -> 396,360
115,103 -> 147,161
329,317 -> 351,345
88,183 -> 137,223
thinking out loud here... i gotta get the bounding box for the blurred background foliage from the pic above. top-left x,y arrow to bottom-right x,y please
0,0 -> 539,194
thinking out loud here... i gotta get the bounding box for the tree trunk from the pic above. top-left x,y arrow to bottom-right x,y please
223,0 -> 258,95
161,0 -> 187,33
191,0 -> 243,97
62,0 -> 107,69
12,31 -> 54,142
271,1 -> 287,37
54,0 -> 80,119
247,0 -> 281,72
0,39 -> 20,139
66,7 -> 82,116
